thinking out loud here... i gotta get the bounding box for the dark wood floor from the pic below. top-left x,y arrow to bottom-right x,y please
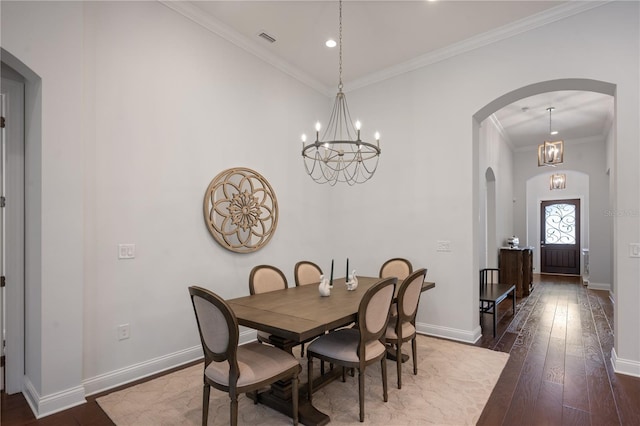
477,274 -> 640,426
3,275 -> 639,425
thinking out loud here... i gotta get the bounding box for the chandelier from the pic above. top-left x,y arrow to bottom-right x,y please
550,173 -> 566,190
537,107 -> 564,166
301,0 -> 381,186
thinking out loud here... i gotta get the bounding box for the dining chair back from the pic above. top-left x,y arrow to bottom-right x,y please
385,268 -> 427,389
306,277 -> 397,422
249,264 -> 288,295
480,268 -> 500,287
294,261 -> 323,287
189,286 -> 300,426
380,258 -> 413,317
379,258 -> 413,280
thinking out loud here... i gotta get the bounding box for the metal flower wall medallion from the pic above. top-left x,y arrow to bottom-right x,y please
203,167 -> 279,253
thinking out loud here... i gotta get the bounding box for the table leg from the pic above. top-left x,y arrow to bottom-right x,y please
385,345 -> 409,363
250,339 -> 338,426
249,388 -> 330,426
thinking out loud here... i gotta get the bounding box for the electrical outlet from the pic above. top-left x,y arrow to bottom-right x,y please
630,243 -> 640,258
117,324 -> 130,341
118,244 -> 135,259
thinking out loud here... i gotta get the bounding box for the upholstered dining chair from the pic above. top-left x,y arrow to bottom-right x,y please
306,277 -> 397,422
379,257 -> 413,317
294,261 -> 323,287
249,264 -> 294,350
189,286 -> 301,426
384,268 -> 427,389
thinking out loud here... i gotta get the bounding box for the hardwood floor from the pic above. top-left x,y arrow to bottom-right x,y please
2,275 -> 639,425
477,274 -> 640,426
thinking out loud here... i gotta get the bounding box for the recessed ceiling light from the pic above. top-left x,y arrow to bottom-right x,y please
550,130 -> 559,135
325,39 -> 337,48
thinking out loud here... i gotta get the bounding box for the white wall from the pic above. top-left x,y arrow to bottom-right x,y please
1,0 -> 639,416
345,1 -> 638,369
2,0 -> 86,412
479,116 -> 515,267
82,0 -> 339,384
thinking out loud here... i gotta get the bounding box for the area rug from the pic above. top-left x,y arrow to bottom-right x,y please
97,335 -> 508,425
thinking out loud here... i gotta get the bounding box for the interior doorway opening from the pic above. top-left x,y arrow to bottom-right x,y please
473,78 -> 616,339
1,63 -> 26,395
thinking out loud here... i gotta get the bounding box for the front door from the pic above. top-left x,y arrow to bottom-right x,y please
540,199 -> 581,275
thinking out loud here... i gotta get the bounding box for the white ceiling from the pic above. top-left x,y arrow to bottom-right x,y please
492,91 -> 613,151
167,1 -> 614,147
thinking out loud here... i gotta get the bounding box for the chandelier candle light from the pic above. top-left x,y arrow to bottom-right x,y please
301,0 -> 381,185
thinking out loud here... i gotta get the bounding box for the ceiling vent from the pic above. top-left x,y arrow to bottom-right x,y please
258,32 -> 276,43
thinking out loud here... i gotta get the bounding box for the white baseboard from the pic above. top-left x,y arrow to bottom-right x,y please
416,322 -> 482,344
83,328 -> 256,398
23,376 -> 86,419
587,282 -> 611,291
83,345 -> 203,397
611,348 -> 640,378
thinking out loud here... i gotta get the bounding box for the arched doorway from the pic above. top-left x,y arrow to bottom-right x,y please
473,78 -> 616,335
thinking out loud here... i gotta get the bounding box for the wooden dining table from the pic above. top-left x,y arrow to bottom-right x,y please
227,276 -> 435,426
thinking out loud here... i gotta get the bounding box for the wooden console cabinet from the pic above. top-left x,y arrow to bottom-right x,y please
499,247 -> 533,298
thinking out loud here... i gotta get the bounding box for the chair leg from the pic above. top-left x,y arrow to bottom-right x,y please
307,356 -> 313,403
202,384 -> 210,426
230,391 -> 238,426
300,343 -> 305,358
412,337 -> 418,375
492,302 -> 497,337
381,357 -> 388,403
396,342 -> 402,389
292,372 -> 299,426
358,368 -> 365,422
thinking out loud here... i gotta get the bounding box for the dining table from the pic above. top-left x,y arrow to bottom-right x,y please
227,275 -> 436,426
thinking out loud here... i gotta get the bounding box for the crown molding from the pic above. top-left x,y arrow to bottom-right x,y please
160,1 -> 609,97
347,1 -> 611,93
158,0 -> 329,95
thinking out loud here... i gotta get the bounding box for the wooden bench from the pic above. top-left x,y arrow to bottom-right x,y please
479,268 -> 516,337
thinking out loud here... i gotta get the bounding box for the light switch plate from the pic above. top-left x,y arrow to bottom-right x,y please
437,240 -> 452,252
630,243 -> 640,258
118,244 -> 135,259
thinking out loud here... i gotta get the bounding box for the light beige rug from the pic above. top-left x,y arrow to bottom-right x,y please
97,336 -> 508,425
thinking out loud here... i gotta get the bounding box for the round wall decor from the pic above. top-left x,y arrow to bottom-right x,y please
203,167 -> 278,253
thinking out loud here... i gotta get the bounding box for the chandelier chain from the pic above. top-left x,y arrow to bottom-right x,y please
338,0 -> 343,91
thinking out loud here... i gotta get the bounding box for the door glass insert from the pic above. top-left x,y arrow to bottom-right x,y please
544,203 -> 576,244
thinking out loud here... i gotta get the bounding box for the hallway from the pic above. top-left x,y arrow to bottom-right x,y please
478,275 -> 640,425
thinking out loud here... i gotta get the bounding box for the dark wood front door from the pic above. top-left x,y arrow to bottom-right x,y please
540,199 -> 581,275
